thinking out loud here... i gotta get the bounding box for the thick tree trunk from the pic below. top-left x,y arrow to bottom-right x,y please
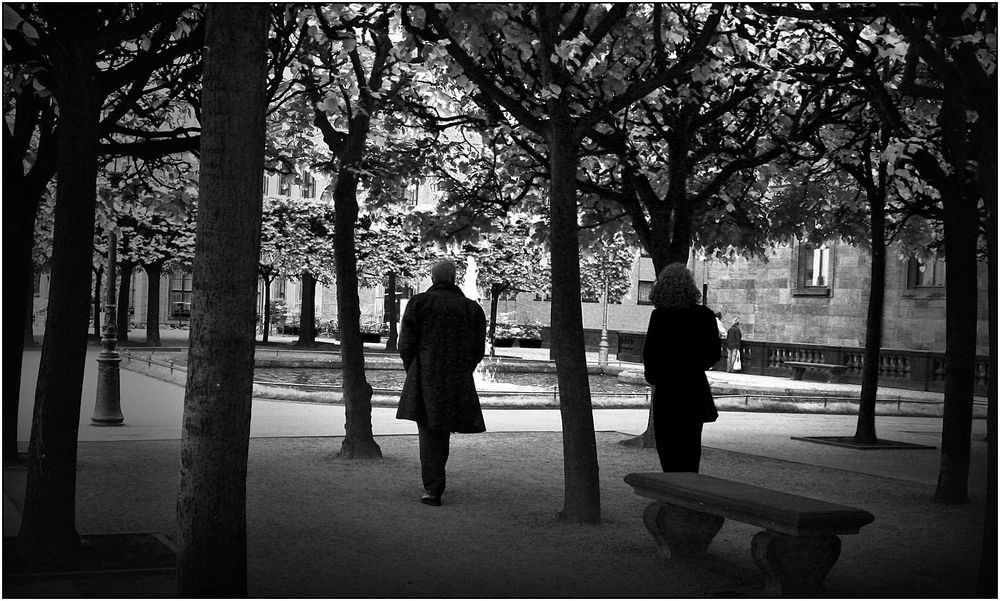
144,262 -> 163,346
14,7 -> 101,563
975,106 -> 997,599
295,271 -> 317,346
383,271 -> 398,352
549,120 -> 600,524
3,189 -> 39,462
333,127 -> 382,460
3,85 -> 55,465
116,260 -> 134,344
176,6 -> 268,596
933,96 -> 977,505
855,189 -> 886,444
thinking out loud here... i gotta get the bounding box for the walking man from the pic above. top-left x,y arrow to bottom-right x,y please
727,317 -> 743,372
396,260 -> 487,506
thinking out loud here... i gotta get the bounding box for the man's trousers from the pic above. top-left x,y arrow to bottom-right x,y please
417,424 -> 451,498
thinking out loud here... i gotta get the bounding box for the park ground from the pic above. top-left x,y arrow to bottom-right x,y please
3,327 -> 990,597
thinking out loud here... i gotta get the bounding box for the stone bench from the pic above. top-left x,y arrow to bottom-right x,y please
624,472 -> 874,597
783,360 -> 848,383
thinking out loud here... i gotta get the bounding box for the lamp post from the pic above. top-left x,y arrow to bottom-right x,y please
92,229 -> 124,425
598,273 -> 610,367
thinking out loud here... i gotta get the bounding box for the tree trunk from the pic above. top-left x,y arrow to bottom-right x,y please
92,266 -> 103,338
144,262 -> 163,346
383,271 -> 398,352
933,95 -> 977,505
548,118 -> 600,524
3,84 -> 55,465
4,192 -> 39,462
261,276 -> 272,343
296,271 -> 317,346
116,260 -> 134,344
176,6 -> 268,596
333,121 -> 382,460
975,103 -> 997,599
14,7 -> 101,563
854,185 -> 886,444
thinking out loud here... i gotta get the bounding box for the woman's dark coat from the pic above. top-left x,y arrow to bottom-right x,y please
396,283 -> 487,433
642,304 -> 721,423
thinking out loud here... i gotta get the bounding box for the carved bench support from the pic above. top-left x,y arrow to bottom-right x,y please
642,502 -> 725,559
751,531 -> 841,597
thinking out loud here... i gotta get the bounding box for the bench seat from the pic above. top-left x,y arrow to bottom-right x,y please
625,472 -> 874,596
783,360 -> 847,383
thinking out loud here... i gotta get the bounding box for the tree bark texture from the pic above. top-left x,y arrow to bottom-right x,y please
116,260 -> 134,343
144,262 -> 163,346
933,95 -> 977,505
296,271 -> 317,346
176,5 -> 268,596
333,124 -> 381,460
14,7 -> 101,563
548,120 -> 601,524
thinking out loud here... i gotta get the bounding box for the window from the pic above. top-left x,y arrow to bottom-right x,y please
793,242 -> 833,296
279,173 -> 295,195
637,280 -> 654,305
907,256 -> 945,289
169,273 -> 193,319
301,170 -> 316,198
405,181 -> 420,206
581,290 -> 599,303
533,291 -> 551,301
803,244 -> 830,287
33,272 -> 41,296
262,174 -> 270,196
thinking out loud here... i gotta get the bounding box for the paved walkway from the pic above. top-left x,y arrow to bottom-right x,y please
5,335 -> 991,597
9,340 -> 989,525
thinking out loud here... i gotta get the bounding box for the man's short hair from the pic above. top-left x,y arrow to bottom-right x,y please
431,260 -> 456,285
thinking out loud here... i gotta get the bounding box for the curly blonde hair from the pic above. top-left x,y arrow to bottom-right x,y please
648,263 -> 701,309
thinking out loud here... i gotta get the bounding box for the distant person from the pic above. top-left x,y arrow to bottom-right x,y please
642,264 -> 721,472
727,318 -> 743,372
396,260 -> 488,506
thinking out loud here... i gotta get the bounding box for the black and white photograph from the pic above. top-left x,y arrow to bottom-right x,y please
3,3 -> 995,598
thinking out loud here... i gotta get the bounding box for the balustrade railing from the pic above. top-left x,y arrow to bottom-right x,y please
616,332 -> 988,396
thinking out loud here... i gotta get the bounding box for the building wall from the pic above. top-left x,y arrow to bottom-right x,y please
692,242 -> 989,355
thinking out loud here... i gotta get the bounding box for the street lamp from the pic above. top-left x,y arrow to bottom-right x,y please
598,273 -> 610,367
92,229 -> 124,425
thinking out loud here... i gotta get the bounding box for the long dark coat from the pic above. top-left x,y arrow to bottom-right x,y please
642,304 -> 721,424
396,283 -> 487,433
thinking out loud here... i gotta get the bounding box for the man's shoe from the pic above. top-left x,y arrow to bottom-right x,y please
420,493 -> 441,506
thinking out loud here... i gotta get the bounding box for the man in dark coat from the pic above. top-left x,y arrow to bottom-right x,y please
396,260 -> 487,506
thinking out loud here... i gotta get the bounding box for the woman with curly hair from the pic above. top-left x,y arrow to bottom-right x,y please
642,263 -> 722,472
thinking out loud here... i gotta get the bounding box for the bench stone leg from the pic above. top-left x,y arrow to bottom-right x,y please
751,531 -> 841,597
642,502 -> 724,559
789,367 -> 805,380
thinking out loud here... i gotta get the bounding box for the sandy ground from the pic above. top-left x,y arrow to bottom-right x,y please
3,431 -> 986,598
